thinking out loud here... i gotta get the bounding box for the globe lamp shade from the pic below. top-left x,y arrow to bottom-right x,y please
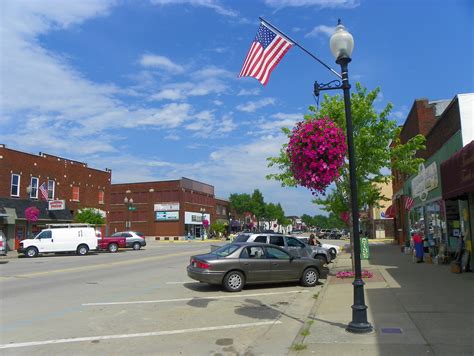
329,22 -> 354,60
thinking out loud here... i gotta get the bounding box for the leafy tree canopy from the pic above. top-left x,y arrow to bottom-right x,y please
267,83 -> 425,218
75,208 -> 105,226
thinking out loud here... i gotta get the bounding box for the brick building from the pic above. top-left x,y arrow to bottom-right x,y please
109,178 -> 230,240
0,145 -> 111,250
391,94 -> 473,264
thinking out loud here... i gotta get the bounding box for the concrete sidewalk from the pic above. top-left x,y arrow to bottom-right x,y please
292,244 -> 474,356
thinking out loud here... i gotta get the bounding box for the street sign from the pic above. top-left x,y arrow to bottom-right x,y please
360,237 -> 370,260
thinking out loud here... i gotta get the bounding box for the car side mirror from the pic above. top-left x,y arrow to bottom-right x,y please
289,255 -> 294,262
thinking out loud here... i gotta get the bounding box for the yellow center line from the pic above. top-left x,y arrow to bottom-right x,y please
0,249 -> 208,280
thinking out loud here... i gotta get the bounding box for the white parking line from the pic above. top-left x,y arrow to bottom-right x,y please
0,321 -> 282,349
83,290 -> 307,306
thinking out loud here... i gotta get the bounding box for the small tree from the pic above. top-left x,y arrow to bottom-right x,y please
250,189 -> 266,231
75,208 -> 105,226
210,222 -> 226,237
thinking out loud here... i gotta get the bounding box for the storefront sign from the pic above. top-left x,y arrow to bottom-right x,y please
185,212 -> 211,225
48,200 -> 66,210
411,162 -> 438,201
155,211 -> 179,221
154,202 -> 180,211
360,237 -> 370,260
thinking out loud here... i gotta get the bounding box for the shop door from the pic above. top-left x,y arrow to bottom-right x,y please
195,226 -> 202,239
15,225 -> 25,249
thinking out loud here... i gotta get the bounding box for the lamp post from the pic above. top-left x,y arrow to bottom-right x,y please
124,196 -> 134,230
199,208 -> 206,240
25,185 -> 32,239
314,20 -> 372,333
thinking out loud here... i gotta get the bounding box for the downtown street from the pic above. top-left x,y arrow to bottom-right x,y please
0,240 -> 337,355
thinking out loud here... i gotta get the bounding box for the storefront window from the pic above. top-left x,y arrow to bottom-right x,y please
409,201 -> 448,257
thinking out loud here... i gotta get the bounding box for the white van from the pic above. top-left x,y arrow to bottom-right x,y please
18,226 -> 98,257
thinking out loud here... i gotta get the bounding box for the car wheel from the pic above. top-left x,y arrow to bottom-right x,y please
26,246 -> 38,258
76,245 -> 89,256
301,267 -> 319,287
223,271 -> 244,292
132,242 -> 141,250
315,254 -> 328,265
108,243 -> 118,253
329,248 -> 337,259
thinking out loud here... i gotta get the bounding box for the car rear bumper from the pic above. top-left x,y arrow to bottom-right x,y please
187,266 -> 224,284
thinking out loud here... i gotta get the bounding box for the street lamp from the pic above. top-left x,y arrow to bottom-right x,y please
314,20 -> 372,334
124,196 -> 134,230
199,208 -> 206,240
25,185 -> 32,239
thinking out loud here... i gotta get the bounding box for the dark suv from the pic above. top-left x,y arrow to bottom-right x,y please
234,233 -> 331,264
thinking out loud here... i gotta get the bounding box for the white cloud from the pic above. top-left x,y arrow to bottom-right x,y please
237,98 -> 276,112
165,133 -> 181,140
139,54 -> 184,73
213,100 -> 223,106
271,112 -> 302,120
263,0 -> 359,9
150,78 -> 228,101
305,25 -> 334,38
150,0 -> 238,17
151,88 -> 185,101
237,88 -> 261,96
191,66 -> 234,79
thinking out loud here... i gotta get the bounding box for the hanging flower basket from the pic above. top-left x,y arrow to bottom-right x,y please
202,219 -> 209,228
287,117 -> 346,194
25,206 -> 40,222
340,211 -> 350,225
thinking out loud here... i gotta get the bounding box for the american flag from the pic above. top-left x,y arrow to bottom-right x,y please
405,196 -> 414,211
239,22 -> 293,86
39,182 -> 48,200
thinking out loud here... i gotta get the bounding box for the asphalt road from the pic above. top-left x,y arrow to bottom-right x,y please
0,241 -> 326,355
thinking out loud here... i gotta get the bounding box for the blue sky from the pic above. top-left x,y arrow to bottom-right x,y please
1,0 -> 472,216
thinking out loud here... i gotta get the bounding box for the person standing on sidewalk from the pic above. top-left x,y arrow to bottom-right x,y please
413,230 -> 424,263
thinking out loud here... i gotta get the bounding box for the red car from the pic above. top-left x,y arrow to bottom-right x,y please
97,236 -> 126,253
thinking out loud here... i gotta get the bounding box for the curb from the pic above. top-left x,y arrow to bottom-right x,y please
288,262 -> 334,355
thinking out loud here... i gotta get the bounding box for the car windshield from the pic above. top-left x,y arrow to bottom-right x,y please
212,244 -> 240,257
135,232 -> 145,237
234,234 -> 250,242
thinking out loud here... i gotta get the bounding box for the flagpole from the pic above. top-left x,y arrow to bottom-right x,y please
259,17 -> 341,79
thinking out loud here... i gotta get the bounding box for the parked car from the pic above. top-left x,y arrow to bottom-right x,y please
295,236 -> 339,259
327,230 -> 342,240
234,233 -> 332,265
111,231 -> 146,250
97,235 -> 127,253
317,229 -> 331,238
18,226 -> 98,257
187,242 -> 328,292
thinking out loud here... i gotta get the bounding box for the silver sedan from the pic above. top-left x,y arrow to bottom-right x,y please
187,242 -> 328,292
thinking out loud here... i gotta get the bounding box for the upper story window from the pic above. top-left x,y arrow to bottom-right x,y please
98,190 -> 105,204
47,180 -> 55,200
72,186 -> 80,202
11,174 -> 20,197
30,177 -> 39,199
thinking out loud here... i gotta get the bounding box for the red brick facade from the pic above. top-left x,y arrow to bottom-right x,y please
0,145 -> 111,214
109,178 -> 229,238
391,96 -> 461,246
